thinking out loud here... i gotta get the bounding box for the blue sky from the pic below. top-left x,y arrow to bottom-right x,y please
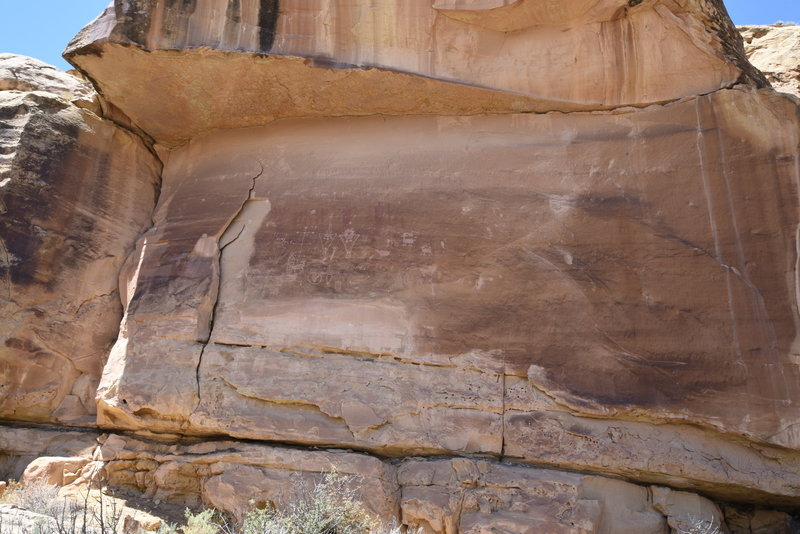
0,0 -> 798,71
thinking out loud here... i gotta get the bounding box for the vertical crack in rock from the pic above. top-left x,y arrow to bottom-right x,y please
693,98 -> 746,368
709,102 -> 780,362
193,163 -> 265,413
500,371 -> 506,459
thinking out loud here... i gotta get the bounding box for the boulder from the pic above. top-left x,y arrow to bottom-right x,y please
0,426 -> 98,481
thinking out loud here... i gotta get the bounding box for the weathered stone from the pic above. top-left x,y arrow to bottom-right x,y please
92,83 -> 800,505
740,25 -> 800,97
21,456 -> 91,488
191,346 -> 503,455
0,54 -> 90,96
723,505 -> 795,534
92,434 -> 398,522
0,427 -> 98,481
398,458 -> 672,534
651,487 -> 725,534
0,55 -> 161,425
0,1 -> 793,531
2,426 -> 798,533
503,376 -> 800,506
64,0 -> 763,147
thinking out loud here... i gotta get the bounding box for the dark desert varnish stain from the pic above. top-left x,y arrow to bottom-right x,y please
0,115 -> 80,289
226,0 -> 242,23
258,0 -> 280,52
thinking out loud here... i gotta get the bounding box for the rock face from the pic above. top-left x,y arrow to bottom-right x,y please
740,25 -> 800,97
2,0 -> 800,532
0,55 -> 161,425
11,426 -> 795,534
65,0 -> 766,147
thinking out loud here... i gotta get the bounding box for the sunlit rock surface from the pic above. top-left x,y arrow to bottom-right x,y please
7,426 -> 789,534
1,0 -> 800,531
64,0 -> 765,147
0,55 -> 161,425
740,24 -> 800,97
97,86 -> 800,451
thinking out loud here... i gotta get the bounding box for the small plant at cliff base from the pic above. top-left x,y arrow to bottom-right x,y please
235,471 -> 416,534
0,480 -> 61,517
182,508 -> 223,534
240,471 -> 375,534
677,515 -> 721,534
0,480 -> 124,534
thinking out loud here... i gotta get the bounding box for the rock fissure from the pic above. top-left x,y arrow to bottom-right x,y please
192,163 -> 266,415
73,291 -> 117,317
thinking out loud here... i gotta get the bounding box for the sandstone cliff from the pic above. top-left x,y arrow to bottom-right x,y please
1,0 -> 800,532
0,54 -> 161,426
740,24 -> 800,97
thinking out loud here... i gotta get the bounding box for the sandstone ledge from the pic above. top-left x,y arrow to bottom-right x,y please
63,0 -> 760,147
1,425 -> 797,533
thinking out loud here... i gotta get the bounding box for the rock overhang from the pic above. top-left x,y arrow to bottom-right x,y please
63,0 -> 753,148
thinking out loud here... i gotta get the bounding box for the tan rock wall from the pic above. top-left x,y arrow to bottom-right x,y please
740,25 -> 800,97
1,0 -> 799,531
0,56 -> 162,425
3,426 -> 794,533
64,0 -> 759,147
86,84 -> 800,507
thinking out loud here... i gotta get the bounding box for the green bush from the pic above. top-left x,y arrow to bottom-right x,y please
0,472 -> 416,534
240,471 -> 376,534
182,508 -> 221,534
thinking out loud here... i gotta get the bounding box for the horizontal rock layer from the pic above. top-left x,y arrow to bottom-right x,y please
0,55 -> 161,426
1,426 -> 795,534
64,0 -> 762,146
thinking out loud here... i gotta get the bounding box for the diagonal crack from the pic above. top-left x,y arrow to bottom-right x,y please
192,162 -> 266,414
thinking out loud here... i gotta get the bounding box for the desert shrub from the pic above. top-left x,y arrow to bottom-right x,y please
241,471 -> 376,534
239,471 -> 420,534
182,509 -> 221,534
0,479 -> 61,516
0,481 -> 123,534
678,515 -> 722,534
0,473 -> 417,534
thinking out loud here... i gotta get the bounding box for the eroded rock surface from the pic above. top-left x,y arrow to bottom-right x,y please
0,55 -> 161,425
2,1 -> 800,532
64,0 -> 765,147
93,85 -> 800,506
740,25 -> 800,97
7,426 -> 792,534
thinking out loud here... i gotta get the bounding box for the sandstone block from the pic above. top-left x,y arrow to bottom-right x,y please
92,86 -> 800,504
94,435 -> 399,522
21,456 -> 90,488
